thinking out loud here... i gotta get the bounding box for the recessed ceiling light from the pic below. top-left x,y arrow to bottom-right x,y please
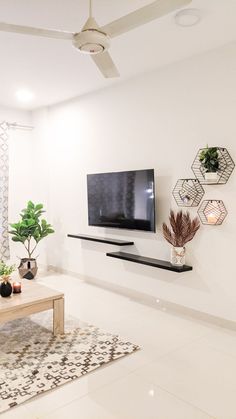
175,8 -> 201,27
15,89 -> 34,103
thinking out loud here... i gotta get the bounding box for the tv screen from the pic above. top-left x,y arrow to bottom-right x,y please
87,169 -> 155,232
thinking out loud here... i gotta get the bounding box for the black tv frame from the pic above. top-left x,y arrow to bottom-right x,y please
87,168 -> 156,233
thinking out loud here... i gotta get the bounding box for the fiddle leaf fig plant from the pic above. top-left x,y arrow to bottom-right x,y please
9,201 -> 54,259
199,146 -> 219,173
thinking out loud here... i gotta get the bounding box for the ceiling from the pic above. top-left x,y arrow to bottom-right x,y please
0,0 -> 235,110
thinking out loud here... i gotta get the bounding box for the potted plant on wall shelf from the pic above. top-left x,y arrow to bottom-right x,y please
0,261 -> 15,297
199,146 -> 219,183
162,210 -> 200,266
9,201 -> 54,280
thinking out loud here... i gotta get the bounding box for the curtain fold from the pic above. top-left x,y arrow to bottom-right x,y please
0,121 -> 10,260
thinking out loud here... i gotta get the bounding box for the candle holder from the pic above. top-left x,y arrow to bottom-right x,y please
172,179 -> 205,207
13,282 -> 22,294
197,200 -> 227,225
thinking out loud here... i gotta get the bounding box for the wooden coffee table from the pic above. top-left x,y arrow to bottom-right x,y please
0,280 -> 64,335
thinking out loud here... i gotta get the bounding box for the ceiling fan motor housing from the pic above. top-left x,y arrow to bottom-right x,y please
73,29 -> 110,54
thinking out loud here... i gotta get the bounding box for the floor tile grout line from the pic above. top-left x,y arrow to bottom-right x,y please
119,332 -> 218,373
141,332 -> 236,368
75,367 -> 215,418
190,336 -> 236,362
34,371 -> 135,419
131,370 -> 218,419
50,368 -> 217,419
23,362 -> 134,418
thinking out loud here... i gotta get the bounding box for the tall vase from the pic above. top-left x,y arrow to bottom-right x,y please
170,247 -> 186,266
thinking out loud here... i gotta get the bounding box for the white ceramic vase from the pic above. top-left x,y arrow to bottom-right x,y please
171,246 -> 186,266
204,172 -> 218,183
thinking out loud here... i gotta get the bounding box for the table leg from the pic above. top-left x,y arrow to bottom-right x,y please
53,297 -> 64,335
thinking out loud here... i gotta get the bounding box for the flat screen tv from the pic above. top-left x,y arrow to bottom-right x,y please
87,169 -> 155,232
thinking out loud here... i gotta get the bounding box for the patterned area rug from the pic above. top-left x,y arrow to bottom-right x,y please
0,312 -> 139,414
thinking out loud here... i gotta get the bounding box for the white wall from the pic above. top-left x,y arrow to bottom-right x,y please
32,42 -> 236,322
0,106 -> 35,263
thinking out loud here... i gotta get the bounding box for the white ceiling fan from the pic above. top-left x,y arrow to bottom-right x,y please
0,0 -> 191,78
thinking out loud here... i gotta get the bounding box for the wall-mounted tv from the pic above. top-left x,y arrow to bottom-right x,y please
87,169 -> 155,232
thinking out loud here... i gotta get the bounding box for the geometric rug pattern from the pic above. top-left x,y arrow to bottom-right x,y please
0,313 -> 139,414
0,120 -> 10,260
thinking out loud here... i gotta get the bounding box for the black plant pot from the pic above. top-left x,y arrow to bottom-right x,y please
0,280 -> 13,297
18,258 -> 38,280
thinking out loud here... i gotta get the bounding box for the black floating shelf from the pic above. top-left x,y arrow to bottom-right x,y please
106,251 -> 192,273
67,234 -> 134,246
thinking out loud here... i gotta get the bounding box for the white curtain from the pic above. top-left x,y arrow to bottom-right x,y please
0,121 -> 10,260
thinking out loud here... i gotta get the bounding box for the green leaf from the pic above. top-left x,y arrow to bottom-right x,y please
27,201 -> 34,209
12,236 -> 24,242
10,223 -> 20,229
47,229 -> 54,234
35,204 -> 43,210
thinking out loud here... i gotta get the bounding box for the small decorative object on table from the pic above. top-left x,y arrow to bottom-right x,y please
9,201 -> 54,280
13,281 -> 22,293
162,210 -> 200,266
0,261 -> 15,297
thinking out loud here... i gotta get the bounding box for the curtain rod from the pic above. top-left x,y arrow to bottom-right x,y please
6,122 -> 34,131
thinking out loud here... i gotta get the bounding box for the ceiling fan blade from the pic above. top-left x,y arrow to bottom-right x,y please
101,0 -> 191,38
0,22 -> 73,40
92,52 -> 120,78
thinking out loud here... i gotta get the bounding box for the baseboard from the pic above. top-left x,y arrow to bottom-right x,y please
47,265 -> 236,331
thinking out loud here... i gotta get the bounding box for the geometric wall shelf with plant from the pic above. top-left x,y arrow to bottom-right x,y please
191,147 -> 235,185
197,200 -> 227,225
172,179 -> 205,207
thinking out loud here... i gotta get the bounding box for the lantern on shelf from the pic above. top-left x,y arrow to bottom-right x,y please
197,200 -> 227,225
172,179 -> 204,207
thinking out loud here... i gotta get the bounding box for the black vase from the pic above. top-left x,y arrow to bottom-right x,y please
0,281 -> 13,297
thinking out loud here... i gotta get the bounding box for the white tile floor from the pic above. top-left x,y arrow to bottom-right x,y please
3,273 -> 236,419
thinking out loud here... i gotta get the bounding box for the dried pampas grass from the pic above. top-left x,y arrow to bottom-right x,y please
162,210 -> 200,247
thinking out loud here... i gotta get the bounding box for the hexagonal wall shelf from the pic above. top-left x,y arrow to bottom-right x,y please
172,179 -> 205,207
191,147 -> 235,185
198,200 -> 227,225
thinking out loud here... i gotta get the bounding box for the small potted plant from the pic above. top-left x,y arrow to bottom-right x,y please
199,146 -> 219,183
162,210 -> 200,266
0,261 -> 15,297
9,201 -> 54,280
